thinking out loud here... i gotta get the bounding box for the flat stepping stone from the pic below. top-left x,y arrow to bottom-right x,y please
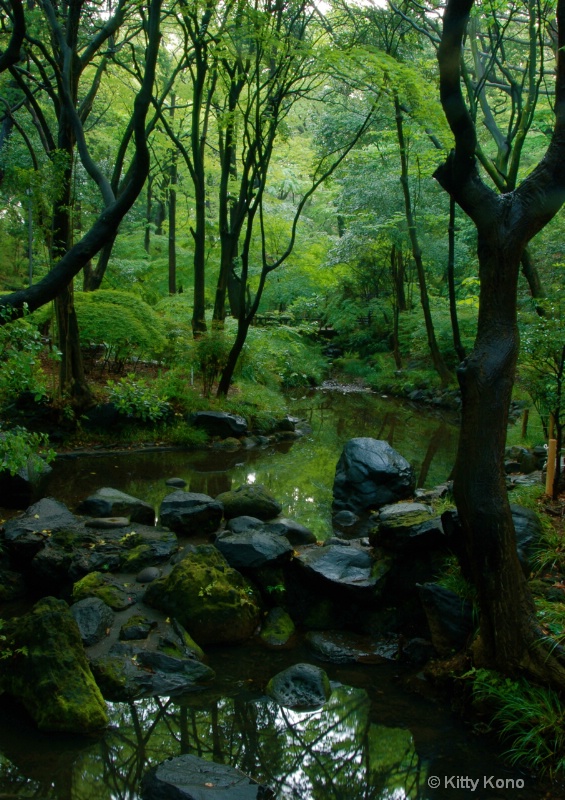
141,754 -> 274,800
87,517 -> 130,529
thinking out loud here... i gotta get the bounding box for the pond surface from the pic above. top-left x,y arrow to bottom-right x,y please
35,390 -> 459,539
0,391 -> 557,799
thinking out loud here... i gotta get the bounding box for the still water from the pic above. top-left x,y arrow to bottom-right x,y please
38,390 -> 459,539
0,391 -> 554,798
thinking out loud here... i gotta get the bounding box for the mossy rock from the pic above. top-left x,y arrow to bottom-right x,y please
0,597 -> 108,732
72,572 -> 137,611
216,485 -> 282,521
259,607 -> 295,647
144,545 -> 262,645
119,614 -> 154,641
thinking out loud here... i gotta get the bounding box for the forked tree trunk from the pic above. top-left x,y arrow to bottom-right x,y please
436,0 -> 565,687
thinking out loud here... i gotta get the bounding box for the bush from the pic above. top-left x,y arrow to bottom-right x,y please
0,312 -> 48,406
0,425 -> 55,476
238,324 -> 328,389
74,290 -> 166,372
107,375 -> 171,423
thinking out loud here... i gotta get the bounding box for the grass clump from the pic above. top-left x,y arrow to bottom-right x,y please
472,668 -> 565,778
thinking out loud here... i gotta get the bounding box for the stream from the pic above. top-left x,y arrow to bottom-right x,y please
0,390 -> 556,798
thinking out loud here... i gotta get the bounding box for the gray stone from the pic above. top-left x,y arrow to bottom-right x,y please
375,502 -> 444,552
71,597 -> 114,647
136,566 -> 161,584
160,491 -> 223,536
214,530 -> 293,569
332,438 -> 415,514
216,485 -> 282,521
77,488 -> 155,526
295,543 -> 386,594
266,663 -> 331,709
87,517 -> 130,529
141,754 -> 274,800
226,515 -> 265,534
188,411 -> 248,438
264,518 -> 316,545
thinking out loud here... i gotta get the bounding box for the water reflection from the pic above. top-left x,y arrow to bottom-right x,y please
26,393 -> 458,540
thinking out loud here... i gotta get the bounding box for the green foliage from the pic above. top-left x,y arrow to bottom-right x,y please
520,291 -> 565,439
194,332 -> 232,398
0,619 -> 28,661
107,374 -> 171,423
472,668 -> 565,777
435,555 -> 476,603
74,290 -> 166,372
0,425 -> 55,476
239,325 -> 327,389
0,310 -> 48,406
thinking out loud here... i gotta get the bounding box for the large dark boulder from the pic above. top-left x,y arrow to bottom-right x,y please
188,411 -> 248,438
77,488 -> 155,526
266,663 -> 332,709
332,438 -> 415,514
294,542 -> 388,597
0,597 -> 108,732
72,571 -> 139,611
144,545 -> 262,645
216,485 -> 282,521
159,491 -> 223,536
1,497 -> 78,565
214,530 -> 293,570
141,754 -> 274,800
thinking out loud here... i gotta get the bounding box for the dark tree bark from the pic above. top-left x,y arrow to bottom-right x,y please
168,94 -> 177,296
446,196 -> 466,362
435,0 -> 565,685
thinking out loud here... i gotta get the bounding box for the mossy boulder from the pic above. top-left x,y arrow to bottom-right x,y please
216,484 -> 282,521
72,571 -> 137,611
144,545 -> 262,645
259,607 -> 295,648
0,597 -> 108,732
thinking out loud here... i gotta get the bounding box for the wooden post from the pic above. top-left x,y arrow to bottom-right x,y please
546,438 -> 557,496
521,408 -> 529,440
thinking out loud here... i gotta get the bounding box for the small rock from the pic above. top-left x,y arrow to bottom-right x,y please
71,597 -> 114,647
136,566 -> 161,584
166,478 -> 187,488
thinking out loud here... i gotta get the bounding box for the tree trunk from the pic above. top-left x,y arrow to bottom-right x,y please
447,196 -> 466,362
216,317 -> 249,396
394,95 -> 451,386
168,94 -> 177,295
435,0 -> 565,687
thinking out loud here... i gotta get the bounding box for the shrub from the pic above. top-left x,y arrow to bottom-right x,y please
74,290 -> 166,372
0,425 -> 55,476
0,311 -> 48,406
107,375 -> 171,423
